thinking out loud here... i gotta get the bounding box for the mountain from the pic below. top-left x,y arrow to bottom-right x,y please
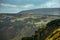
18,8 -> 60,15
0,14 -> 60,40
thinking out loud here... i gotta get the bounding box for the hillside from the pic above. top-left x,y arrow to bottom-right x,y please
21,19 -> 60,40
0,14 -> 60,40
18,8 -> 60,15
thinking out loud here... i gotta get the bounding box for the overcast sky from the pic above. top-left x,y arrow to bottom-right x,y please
0,0 -> 60,13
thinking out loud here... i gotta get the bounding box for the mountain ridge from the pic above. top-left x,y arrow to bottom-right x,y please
18,8 -> 60,15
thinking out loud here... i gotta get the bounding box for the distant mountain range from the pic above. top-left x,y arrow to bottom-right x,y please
18,8 -> 60,15
0,8 -> 60,15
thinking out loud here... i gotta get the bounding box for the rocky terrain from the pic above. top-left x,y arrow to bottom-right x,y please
0,8 -> 60,40
0,14 -> 60,40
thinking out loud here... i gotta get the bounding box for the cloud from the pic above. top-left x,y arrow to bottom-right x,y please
39,0 -> 60,8
0,3 -> 35,13
0,3 -> 35,9
0,3 -> 17,7
23,4 -> 35,8
0,3 -> 21,13
0,0 -> 60,13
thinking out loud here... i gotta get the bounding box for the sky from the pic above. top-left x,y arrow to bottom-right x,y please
0,0 -> 60,13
